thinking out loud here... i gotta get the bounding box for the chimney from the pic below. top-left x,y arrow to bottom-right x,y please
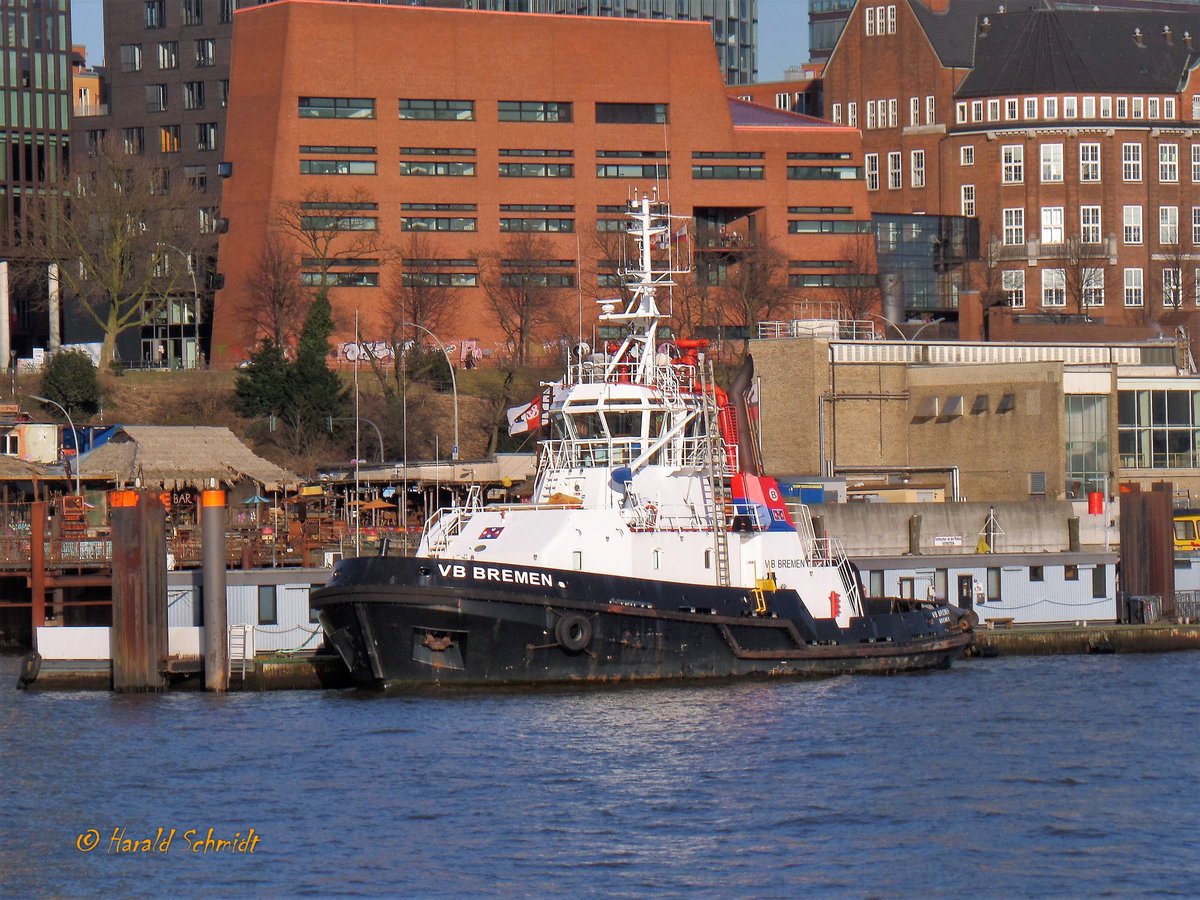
980,16 -> 991,36
1185,31 -> 1194,51
1164,25 -> 1173,46
1134,27 -> 1145,48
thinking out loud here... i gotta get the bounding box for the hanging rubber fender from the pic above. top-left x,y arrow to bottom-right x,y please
17,651 -> 41,689
555,614 -> 593,652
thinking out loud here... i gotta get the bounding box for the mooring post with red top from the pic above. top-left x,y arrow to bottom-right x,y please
202,486 -> 229,691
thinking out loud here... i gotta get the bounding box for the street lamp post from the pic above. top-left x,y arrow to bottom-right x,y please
401,322 -> 459,460
29,394 -> 81,496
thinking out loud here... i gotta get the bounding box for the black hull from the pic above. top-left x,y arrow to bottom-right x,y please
311,557 -> 973,689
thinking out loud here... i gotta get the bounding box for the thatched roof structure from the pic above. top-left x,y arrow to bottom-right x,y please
0,455 -> 53,480
78,426 -> 296,490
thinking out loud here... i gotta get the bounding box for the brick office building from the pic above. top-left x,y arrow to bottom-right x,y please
211,2 -> 874,367
823,1 -> 1200,340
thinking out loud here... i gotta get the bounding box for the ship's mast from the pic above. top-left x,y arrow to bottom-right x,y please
598,191 -> 690,386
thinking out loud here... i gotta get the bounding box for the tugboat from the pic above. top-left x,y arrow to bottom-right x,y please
311,194 -> 973,688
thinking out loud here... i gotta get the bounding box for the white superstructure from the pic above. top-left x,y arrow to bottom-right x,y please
419,194 -> 862,626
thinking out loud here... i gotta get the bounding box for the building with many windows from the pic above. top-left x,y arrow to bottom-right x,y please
0,0 -> 72,355
823,2 -> 1200,343
211,2 -> 872,367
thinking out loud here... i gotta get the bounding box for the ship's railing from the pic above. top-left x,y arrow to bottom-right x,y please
568,360 -> 698,392
539,437 -> 736,473
422,505 -> 475,554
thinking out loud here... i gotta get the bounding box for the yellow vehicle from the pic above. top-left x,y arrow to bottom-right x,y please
1173,509 -> 1200,552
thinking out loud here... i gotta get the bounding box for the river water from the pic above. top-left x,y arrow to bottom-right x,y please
1,651 -> 1197,898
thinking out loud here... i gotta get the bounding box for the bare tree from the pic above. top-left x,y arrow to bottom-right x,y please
368,234 -> 459,397
713,236 -> 793,350
241,230 -> 306,349
1156,236 -> 1195,318
1061,234 -> 1109,316
481,233 -> 566,368
20,138 -> 197,365
831,234 -> 882,319
273,188 -> 392,307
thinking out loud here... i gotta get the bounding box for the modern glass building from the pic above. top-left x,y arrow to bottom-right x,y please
476,0 -> 758,83
0,0 -> 71,352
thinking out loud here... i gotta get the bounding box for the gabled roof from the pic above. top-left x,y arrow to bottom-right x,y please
727,97 -> 836,128
78,426 -> 296,490
908,0 -> 1004,69
957,8 -> 1200,96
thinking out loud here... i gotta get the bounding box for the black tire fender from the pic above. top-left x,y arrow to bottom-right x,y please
554,614 -> 592,652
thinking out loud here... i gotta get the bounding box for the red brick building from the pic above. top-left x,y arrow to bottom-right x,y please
823,1 -> 1200,340
211,1 -> 874,367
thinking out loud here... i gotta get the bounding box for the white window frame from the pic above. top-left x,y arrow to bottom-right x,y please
972,100 -> 984,122
1149,97 -> 1160,118
1165,97 -> 1176,118
987,98 -> 1000,121
1100,96 -> 1112,118
1080,143 -> 1100,182
1002,269 -> 1025,308
1132,96 -> 1144,118
1024,97 -> 1037,119
925,95 -> 934,125
1005,98 -> 1019,120
1123,205 -> 1143,244
1122,143 -> 1142,181
1124,268 -> 1144,307
909,96 -> 919,126
1040,143 -> 1063,182
1160,143 -> 1179,182
1117,97 -> 1128,118
955,101 -> 967,124
911,149 -> 925,187
960,145 -> 975,167
865,152 -> 879,191
1003,208 -> 1025,245
1063,96 -> 1078,118
865,5 -> 875,35
1082,268 -> 1105,307
1041,206 -> 1064,245
1044,96 -> 1058,118
1160,206 -> 1179,244
887,151 -> 902,189
1193,206 -> 1200,244
1080,205 -> 1101,244
961,184 -> 975,216
886,4 -> 896,33
1164,267 -> 1183,307
831,102 -> 842,124
848,102 -> 857,127
888,98 -> 897,128
1082,96 -> 1096,118
1041,268 -> 1066,307
1002,144 -> 1023,183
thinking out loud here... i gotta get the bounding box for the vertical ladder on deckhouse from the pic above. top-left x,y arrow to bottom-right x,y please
699,358 -> 732,587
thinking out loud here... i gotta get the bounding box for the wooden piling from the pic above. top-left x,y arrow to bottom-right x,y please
110,489 -> 168,693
